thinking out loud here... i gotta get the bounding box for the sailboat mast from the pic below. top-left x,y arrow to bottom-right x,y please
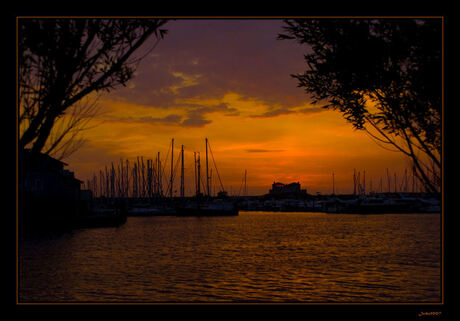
180,145 -> 185,198
157,152 -> 162,197
194,152 -> 197,196
363,170 -> 366,195
205,138 -> 210,197
353,169 -> 356,196
170,138 -> 174,199
394,172 -> 397,193
197,152 -> 201,196
387,168 -> 391,193
244,169 -> 247,196
332,171 -> 335,195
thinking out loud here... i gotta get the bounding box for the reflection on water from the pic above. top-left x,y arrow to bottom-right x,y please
19,212 -> 441,303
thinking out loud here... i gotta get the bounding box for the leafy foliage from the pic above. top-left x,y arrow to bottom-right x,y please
279,18 -> 441,193
19,18 -> 169,160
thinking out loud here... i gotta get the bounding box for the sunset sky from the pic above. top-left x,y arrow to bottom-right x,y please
65,19 -> 410,196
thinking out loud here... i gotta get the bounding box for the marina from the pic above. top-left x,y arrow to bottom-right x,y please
79,138 -> 440,220
16,18 -> 444,310
84,138 -> 240,218
19,137 -> 440,237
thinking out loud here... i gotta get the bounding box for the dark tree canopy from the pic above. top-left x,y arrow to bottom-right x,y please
279,18 -> 442,193
19,18 -> 169,161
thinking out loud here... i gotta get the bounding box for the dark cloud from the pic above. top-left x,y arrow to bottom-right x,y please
180,103 -> 237,127
181,114 -> 211,127
113,20 -> 311,109
184,103 -> 238,115
297,107 -> 325,115
250,108 -> 294,118
101,114 -> 182,125
138,114 -> 183,124
250,106 -> 325,118
101,102 -> 238,128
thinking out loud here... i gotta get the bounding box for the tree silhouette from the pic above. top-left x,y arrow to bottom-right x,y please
19,18 -> 169,162
279,18 -> 441,194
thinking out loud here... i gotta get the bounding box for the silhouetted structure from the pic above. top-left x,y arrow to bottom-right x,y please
22,149 -> 82,200
19,149 -> 128,233
268,182 -> 307,198
20,149 -> 83,232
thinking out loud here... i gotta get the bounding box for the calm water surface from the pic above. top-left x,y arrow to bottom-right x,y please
19,212 -> 441,303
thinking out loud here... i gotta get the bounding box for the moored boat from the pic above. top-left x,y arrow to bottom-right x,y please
128,203 -> 176,216
175,199 -> 238,217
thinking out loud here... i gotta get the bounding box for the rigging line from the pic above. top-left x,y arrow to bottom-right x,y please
207,141 -> 225,192
200,174 -> 207,195
165,152 -> 182,194
159,141 -> 172,187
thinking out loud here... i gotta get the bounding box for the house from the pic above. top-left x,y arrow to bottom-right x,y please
20,149 -> 84,231
21,149 -> 82,199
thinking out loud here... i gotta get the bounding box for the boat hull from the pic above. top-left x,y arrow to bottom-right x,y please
128,206 -> 176,216
344,204 -> 415,214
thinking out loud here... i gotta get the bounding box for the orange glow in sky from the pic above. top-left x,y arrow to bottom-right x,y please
64,20 -> 409,195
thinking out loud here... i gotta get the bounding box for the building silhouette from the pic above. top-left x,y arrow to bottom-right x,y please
20,149 -> 83,232
268,181 -> 307,198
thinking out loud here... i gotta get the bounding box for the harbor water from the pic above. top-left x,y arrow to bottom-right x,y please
18,212 -> 441,303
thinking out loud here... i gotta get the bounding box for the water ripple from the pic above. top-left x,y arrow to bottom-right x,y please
19,212 -> 441,303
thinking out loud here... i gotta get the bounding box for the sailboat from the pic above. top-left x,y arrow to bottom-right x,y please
175,197 -> 238,216
127,139 -> 177,216
175,138 -> 238,217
